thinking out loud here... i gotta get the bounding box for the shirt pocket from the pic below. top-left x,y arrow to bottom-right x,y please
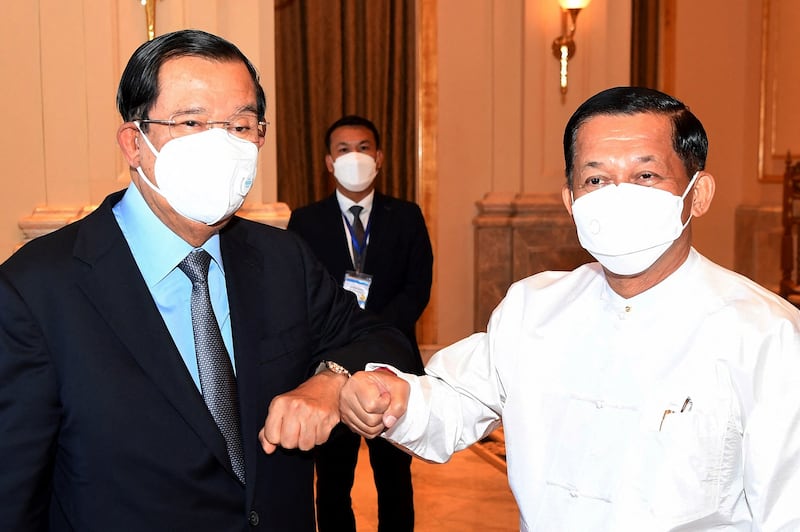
616,382 -> 740,526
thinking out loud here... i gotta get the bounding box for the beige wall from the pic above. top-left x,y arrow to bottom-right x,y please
434,0 -> 632,343
0,0 -> 788,346
0,0 -> 277,253
672,0 -> 781,269
431,0 -> 788,344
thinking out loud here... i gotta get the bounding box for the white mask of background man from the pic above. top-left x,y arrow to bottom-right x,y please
333,152 -> 378,193
325,124 -> 384,200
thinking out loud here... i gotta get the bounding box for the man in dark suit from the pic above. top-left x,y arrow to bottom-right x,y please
288,115 -> 433,531
0,31 -> 414,532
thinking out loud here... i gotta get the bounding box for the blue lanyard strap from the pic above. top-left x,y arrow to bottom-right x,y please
342,211 -> 371,255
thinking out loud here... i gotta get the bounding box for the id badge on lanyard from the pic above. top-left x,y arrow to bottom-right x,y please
343,270 -> 373,309
342,210 -> 373,308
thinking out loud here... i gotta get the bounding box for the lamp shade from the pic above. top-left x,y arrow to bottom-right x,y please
558,0 -> 590,8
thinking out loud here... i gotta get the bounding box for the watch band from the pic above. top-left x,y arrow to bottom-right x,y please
319,360 -> 351,378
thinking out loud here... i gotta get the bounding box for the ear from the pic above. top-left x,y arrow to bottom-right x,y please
325,154 -> 334,174
690,172 -> 715,218
375,149 -> 384,171
561,184 -> 574,216
117,122 -> 141,168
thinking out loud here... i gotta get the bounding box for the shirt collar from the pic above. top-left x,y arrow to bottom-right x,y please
335,189 -> 374,218
112,183 -> 224,288
601,248 -> 700,312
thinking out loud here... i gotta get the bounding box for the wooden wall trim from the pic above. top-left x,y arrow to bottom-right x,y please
417,0 -> 439,345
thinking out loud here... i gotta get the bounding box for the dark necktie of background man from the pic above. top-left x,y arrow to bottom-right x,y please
348,205 -> 366,271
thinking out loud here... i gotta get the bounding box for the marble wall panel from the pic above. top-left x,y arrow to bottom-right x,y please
734,204 -> 782,293
474,193 -> 591,331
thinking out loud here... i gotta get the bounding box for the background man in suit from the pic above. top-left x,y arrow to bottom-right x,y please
0,30 -> 414,532
288,115 -> 433,531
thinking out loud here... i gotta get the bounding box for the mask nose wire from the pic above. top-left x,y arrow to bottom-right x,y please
570,172 -> 700,211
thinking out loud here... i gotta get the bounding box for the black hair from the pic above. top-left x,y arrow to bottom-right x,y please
563,86 -> 708,187
325,115 -> 381,151
116,29 -> 266,125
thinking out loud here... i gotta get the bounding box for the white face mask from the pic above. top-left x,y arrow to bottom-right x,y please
136,126 -> 258,225
571,172 -> 699,275
333,152 -> 378,192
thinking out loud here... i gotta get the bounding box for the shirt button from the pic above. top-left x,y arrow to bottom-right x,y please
569,489 -> 579,498
248,510 -> 260,526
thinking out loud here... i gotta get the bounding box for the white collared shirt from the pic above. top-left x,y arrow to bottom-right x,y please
376,249 -> 800,531
335,189 -> 374,266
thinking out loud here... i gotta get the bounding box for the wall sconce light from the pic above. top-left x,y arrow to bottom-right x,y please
140,0 -> 157,41
551,0 -> 591,95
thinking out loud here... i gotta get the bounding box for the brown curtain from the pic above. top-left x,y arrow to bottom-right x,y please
274,0 -> 416,210
630,0 -> 660,88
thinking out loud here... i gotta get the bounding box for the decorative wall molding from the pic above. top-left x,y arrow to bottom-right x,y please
18,206 -> 97,246
758,0 -> 800,182
236,202 -> 292,229
17,202 -> 291,250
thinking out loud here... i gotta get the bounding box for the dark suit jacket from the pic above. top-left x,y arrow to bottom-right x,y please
0,190 -> 414,532
288,192 -> 433,374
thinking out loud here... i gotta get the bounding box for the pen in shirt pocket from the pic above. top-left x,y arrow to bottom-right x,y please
659,396 -> 692,431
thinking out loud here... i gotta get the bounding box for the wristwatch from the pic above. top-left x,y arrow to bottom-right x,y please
319,360 -> 351,378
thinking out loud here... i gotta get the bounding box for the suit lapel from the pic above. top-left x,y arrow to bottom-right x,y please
72,193 -> 237,481
362,192 -> 388,272
321,195 -> 355,272
218,220 -> 265,499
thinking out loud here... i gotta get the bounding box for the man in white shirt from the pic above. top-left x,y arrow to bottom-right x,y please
338,86 -> 800,531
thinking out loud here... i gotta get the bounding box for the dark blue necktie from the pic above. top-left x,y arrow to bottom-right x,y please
349,205 -> 366,271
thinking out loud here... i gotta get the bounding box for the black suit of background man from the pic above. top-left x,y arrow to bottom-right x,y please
288,115 -> 433,531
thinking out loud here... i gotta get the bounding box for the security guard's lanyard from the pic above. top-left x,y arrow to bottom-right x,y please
342,211 -> 372,272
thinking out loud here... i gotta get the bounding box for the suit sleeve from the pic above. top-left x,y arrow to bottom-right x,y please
292,234 -> 417,375
374,204 -> 433,333
0,271 -> 58,531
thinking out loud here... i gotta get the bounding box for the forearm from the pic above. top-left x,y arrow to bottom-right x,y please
378,368 -> 502,463
321,319 -> 415,374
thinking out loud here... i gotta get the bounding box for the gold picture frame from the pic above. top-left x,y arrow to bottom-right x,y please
758,0 -> 800,182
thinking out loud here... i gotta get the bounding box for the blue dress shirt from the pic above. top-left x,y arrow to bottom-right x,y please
112,184 -> 235,389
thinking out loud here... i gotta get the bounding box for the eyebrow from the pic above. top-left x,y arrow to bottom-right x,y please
235,104 -> 259,115
170,104 -> 259,116
581,155 -> 659,170
171,106 -> 207,116
334,140 -> 373,148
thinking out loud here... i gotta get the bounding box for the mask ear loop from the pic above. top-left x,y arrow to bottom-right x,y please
679,171 -> 701,229
133,122 -> 167,198
135,122 -> 161,157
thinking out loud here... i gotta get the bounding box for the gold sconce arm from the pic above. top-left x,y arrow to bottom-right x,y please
551,2 -> 590,95
142,0 -> 157,41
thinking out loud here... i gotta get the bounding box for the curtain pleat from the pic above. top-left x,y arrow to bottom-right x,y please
275,0 -> 417,210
